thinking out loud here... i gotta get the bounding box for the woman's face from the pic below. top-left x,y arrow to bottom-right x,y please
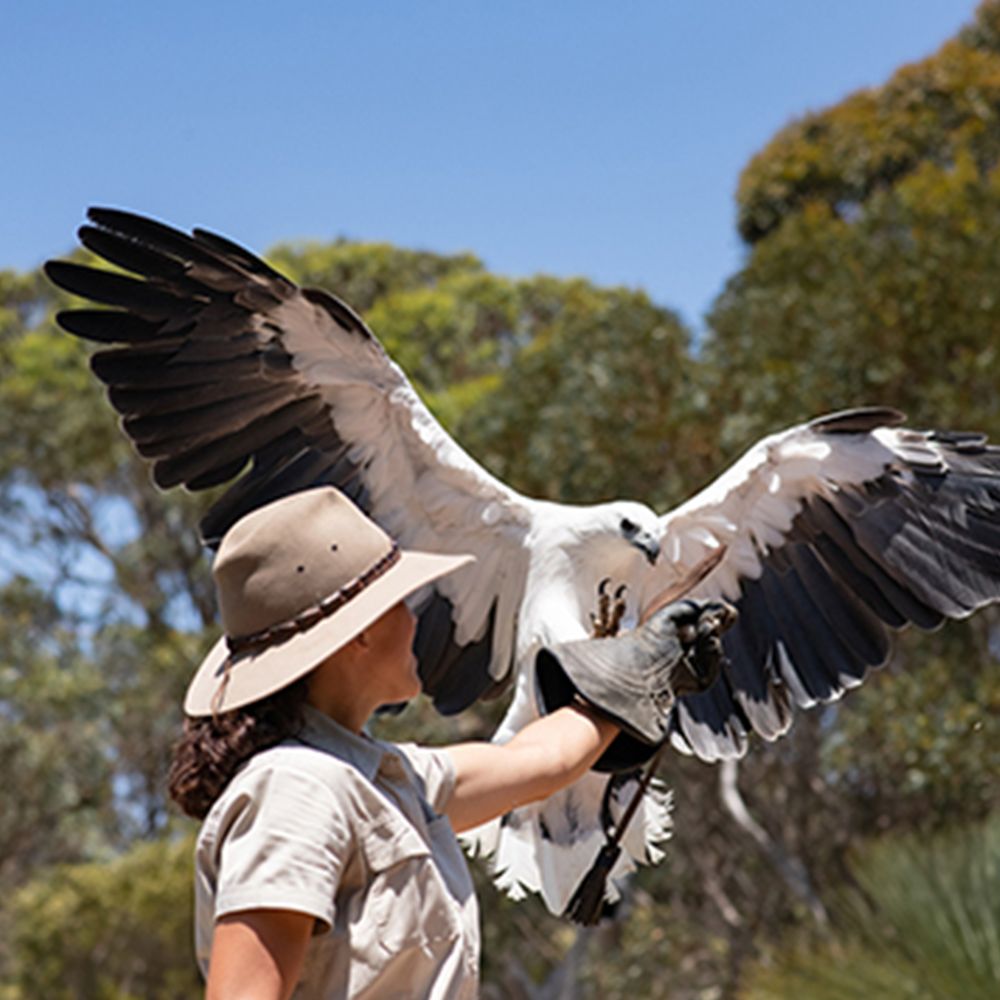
365,601 -> 421,704
307,601 -> 421,728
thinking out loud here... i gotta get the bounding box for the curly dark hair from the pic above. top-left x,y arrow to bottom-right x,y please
168,677 -> 311,819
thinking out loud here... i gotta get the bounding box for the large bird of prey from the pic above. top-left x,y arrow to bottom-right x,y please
46,208 -> 1000,914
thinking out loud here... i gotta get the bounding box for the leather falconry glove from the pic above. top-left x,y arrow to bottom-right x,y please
535,599 -> 737,772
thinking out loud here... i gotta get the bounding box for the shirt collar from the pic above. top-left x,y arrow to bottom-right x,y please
297,704 -> 387,781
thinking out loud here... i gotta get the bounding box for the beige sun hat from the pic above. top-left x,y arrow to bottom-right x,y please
184,487 -> 474,717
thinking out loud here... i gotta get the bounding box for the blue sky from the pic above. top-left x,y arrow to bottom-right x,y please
4,1 -> 977,329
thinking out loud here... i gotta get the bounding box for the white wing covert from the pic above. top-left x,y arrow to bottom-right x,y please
644,408 -> 1000,762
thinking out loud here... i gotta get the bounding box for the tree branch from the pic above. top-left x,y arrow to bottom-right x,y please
718,758 -> 829,926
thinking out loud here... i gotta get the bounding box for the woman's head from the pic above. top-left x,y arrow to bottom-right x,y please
184,487 -> 472,718
170,488 -> 472,817
168,598 -> 421,819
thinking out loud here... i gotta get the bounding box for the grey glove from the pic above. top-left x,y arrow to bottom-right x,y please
535,599 -> 736,772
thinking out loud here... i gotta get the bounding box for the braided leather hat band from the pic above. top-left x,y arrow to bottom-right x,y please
225,544 -> 402,656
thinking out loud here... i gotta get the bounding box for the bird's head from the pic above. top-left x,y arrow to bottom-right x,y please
581,500 -> 661,568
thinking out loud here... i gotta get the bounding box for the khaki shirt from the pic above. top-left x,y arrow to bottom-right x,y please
194,706 -> 480,998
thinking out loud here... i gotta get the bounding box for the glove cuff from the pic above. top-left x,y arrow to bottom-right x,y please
535,645 -> 670,772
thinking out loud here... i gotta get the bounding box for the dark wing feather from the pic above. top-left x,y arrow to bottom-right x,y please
46,260 -> 196,316
649,409 -> 1000,762
413,595 -> 505,714
58,309 -> 166,344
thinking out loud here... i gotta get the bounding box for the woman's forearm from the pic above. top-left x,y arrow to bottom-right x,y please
444,705 -> 619,832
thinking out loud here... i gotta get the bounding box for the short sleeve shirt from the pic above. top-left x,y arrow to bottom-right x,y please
194,706 -> 480,999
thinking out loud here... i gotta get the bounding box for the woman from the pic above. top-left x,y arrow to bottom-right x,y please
169,486 -> 721,998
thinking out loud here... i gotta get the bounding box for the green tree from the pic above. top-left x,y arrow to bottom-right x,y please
0,265 -> 216,853
453,276 -> 700,506
0,577 -> 111,885
709,0 -> 1000,445
3,835 -> 199,1000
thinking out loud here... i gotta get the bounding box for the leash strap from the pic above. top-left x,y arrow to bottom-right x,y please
563,741 -> 669,925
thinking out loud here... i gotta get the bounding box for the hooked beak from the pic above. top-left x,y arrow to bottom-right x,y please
631,530 -> 660,566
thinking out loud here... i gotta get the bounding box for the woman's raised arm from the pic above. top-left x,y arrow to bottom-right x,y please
443,705 -> 618,833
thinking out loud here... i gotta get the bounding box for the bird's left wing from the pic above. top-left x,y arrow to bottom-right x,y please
45,208 -> 535,713
642,407 -> 1000,761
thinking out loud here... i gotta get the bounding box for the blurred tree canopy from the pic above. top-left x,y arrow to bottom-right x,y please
2,3 -> 1000,996
3,835 -> 199,1000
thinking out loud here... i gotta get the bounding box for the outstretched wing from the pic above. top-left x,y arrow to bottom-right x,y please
643,407 -> 1000,761
45,207 -> 535,713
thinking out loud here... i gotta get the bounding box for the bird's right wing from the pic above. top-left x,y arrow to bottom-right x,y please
45,208 -> 536,713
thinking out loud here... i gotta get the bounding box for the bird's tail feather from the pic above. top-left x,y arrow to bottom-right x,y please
460,770 -> 673,914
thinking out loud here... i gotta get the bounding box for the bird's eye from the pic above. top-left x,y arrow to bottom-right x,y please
620,518 -> 638,535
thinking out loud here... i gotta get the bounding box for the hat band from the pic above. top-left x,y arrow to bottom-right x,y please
225,543 -> 402,657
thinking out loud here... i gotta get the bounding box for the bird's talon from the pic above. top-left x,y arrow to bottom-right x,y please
592,577 -> 627,637
609,595 -> 627,637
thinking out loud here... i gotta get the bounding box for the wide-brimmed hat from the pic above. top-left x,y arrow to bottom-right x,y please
184,487 -> 474,716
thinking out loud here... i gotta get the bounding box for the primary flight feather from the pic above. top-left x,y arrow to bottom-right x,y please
46,208 -> 1000,914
